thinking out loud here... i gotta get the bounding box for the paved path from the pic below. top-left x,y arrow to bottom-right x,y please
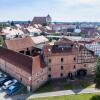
0,88 -> 100,100
28,88 -> 100,99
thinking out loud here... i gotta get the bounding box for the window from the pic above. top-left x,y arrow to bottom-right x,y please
84,64 -> 86,67
61,66 -> 64,70
73,65 -> 76,69
27,48 -> 29,50
74,57 -> 76,61
60,73 -> 63,77
49,67 -> 51,71
61,58 -> 64,62
48,59 -> 51,63
48,74 -> 51,78
20,78 -> 22,81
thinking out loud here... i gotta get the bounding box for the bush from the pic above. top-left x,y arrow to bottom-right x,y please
0,36 -> 3,45
94,58 -> 100,88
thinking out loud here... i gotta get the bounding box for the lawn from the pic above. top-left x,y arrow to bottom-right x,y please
35,82 -> 53,93
63,84 -> 73,90
29,94 -> 100,100
79,80 -> 95,89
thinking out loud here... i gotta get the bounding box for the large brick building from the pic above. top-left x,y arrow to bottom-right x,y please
44,38 -> 95,80
0,36 -> 95,91
32,14 -> 52,26
0,47 -> 48,91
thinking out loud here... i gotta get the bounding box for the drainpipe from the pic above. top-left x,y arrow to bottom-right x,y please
27,76 -> 32,92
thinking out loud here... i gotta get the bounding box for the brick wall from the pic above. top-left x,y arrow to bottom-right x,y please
32,56 -> 48,90
0,58 -> 31,86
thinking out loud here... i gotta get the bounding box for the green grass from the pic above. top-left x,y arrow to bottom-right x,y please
79,80 -> 95,89
0,36 -> 3,46
80,83 -> 94,89
80,81 -> 90,88
29,94 -> 100,100
35,82 -> 53,93
34,80 -> 95,94
63,84 -> 73,90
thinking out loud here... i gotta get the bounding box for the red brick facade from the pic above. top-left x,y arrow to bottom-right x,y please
0,38 -> 95,91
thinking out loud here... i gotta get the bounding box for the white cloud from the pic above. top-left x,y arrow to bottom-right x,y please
58,0 -> 99,5
52,0 -> 100,22
0,0 -> 100,22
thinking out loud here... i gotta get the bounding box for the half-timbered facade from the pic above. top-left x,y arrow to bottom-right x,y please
44,38 -> 95,79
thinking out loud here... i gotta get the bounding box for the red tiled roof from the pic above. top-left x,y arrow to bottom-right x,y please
0,47 -> 33,73
55,38 -> 74,45
43,44 -> 78,56
3,37 -> 35,51
43,37 -> 95,56
51,45 -> 73,53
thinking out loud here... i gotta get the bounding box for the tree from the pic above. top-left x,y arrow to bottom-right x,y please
94,57 -> 100,88
49,38 -> 52,42
28,20 -> 31,24
0,36 -> 3,46
0,26 -> 2,32
34,33 -> 38,36
11,21 -> 15,26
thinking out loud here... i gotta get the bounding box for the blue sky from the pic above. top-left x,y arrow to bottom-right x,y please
0,0 -> 100,22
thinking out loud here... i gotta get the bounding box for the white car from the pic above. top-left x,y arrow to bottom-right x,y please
2,79 -> 18,90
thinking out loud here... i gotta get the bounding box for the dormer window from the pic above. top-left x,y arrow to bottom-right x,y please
71,45 -> 73,47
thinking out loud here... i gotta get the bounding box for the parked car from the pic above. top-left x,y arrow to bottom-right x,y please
0,73 -> 4,78
0,76 -> 11,86
6,84 -> 20,95
0,72 -> 3,75
0,73 -> 7,78
2,79 -> 18,90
